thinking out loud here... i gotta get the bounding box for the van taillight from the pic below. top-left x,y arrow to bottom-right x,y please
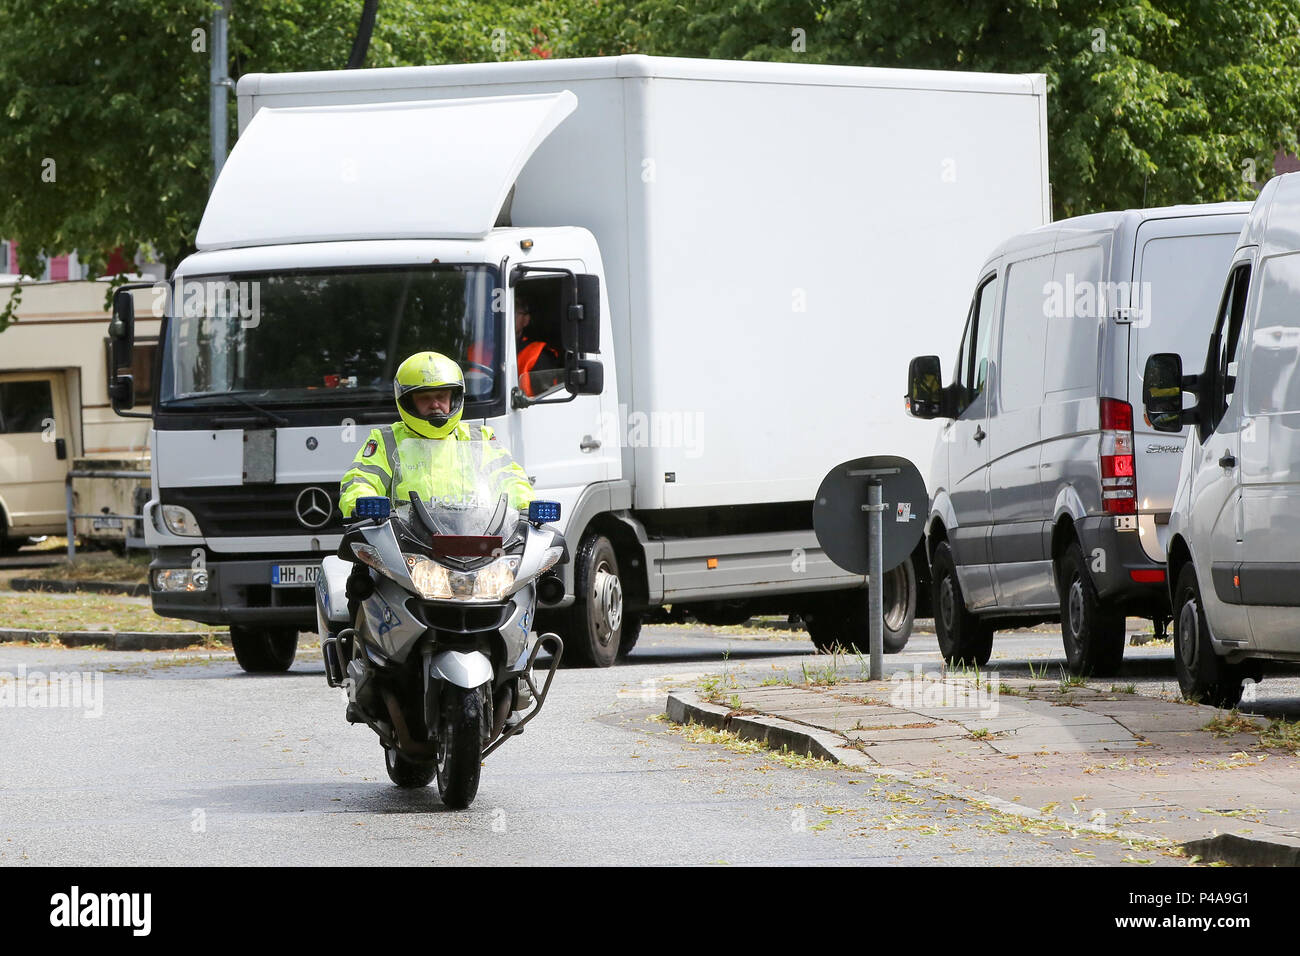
1100,397 -> 1136,515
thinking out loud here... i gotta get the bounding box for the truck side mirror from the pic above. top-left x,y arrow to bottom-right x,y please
1143,352 -> 1185,432
906,355 -> 946,419
566,358 -> 604,396
561,275 -> 601,355
108,289 -> 136,413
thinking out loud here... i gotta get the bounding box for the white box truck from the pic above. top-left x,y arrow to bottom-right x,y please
108,55 -> 1051,669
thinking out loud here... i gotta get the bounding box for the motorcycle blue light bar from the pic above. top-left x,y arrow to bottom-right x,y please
528,500 -> 561,524
355,497 -> 391,519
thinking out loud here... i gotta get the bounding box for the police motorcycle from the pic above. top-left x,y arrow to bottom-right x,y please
315,438 -> 565,808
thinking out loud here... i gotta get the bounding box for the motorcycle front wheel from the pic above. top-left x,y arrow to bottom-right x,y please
436,684 -> 486,809
384,746 -> 436,788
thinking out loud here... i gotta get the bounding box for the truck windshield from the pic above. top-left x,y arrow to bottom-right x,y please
158,265 -> 499,407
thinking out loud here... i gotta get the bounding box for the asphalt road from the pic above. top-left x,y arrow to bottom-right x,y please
0,619 -> 1244,867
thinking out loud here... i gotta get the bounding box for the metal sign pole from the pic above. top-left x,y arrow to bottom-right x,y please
850,467 -> 897,682
861,481 -> 885,680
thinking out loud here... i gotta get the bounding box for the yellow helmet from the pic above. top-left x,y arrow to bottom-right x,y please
394,352 -> 465,439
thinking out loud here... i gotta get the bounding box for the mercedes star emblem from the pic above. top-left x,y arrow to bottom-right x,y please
295,486 -> 333,529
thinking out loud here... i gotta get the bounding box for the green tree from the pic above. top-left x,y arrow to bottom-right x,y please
612,0 -> 1300,218
0,0 -> 616,329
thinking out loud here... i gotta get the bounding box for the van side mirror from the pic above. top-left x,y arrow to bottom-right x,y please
561,274 -> 601,355
1142,353 -> 1186,432
906,355 -> 947,419
108,288 -> 136,413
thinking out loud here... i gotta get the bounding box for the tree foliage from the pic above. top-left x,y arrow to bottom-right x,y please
606,0 -> 1300,219
3,0 -> 1297,330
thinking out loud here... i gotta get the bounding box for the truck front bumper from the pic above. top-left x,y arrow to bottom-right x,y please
149,548 -> 320,629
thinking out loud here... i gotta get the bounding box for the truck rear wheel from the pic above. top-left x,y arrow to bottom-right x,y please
563,534 -> 626,667
804,558 -> 917,654
931,542 -> 994,666
230,625 -> 298,673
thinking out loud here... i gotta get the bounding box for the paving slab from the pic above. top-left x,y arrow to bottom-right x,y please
668,675 -> 1300,864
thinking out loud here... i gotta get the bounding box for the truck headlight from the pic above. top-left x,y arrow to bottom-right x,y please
159,505 -> 202,537
405,554 -> 520,602
153,568 -> 209,592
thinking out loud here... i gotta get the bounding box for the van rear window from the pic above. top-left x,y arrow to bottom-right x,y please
1135,233 -> 1239,380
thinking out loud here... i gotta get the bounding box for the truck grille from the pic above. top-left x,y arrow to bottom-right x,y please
160,484 -> 343,537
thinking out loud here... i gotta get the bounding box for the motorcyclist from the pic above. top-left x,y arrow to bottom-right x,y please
339,350 -> 534,518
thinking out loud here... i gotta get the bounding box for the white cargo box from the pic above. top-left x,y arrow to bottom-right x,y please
237,55 -> 1051,511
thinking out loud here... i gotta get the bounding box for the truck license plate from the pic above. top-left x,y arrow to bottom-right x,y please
272,563 -> 320,587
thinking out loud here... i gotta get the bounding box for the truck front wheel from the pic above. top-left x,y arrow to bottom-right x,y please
564,534 -> 626,667
230,625 -> 298,673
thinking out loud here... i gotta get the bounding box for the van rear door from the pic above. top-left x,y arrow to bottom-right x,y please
1129,218 -> 1244,561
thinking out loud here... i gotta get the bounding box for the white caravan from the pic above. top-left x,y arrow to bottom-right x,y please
108,55 -> 1050,670
0,280 -> 155,551
1143,171 -> 1300,705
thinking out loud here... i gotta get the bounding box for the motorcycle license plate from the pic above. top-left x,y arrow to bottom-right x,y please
272,563 -> 320,587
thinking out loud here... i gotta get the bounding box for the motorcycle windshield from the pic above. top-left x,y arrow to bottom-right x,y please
394,438 -> 522,539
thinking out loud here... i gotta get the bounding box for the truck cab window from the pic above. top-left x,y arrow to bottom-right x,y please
515,277 -> 565,398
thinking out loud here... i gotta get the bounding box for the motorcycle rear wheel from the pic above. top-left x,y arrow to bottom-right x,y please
436,684 -> 486,809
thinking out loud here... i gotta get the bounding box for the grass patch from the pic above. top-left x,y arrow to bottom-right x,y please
0,593 -> 227,635
664,718 -> 834,771
29,552 -> 150,585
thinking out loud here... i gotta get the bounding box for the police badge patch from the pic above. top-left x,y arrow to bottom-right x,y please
362,439 -> 378,458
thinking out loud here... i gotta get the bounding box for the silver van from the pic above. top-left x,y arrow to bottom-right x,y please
1143,174 -> 1300,705
907,202 -> 1250,673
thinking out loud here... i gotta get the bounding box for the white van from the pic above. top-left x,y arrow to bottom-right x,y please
1142,172 -> 1300,705
908,202 -> 1250,673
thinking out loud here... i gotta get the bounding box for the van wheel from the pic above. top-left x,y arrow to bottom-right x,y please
563,534 -> 625,667
230,626 -> 298,673
1057,541 -> 1125,676
931,542 -> 993,665
1173,564 -> 1247,707
804,558 -> 917,654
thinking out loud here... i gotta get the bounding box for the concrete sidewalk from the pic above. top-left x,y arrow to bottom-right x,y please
668,672 -> 1300,865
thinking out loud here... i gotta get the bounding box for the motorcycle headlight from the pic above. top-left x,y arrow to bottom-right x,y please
405,553 -> 520,602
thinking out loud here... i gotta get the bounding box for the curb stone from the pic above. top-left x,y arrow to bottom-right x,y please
9,577 -> 148,597
1182,832 -> 1300,867
0,627 -> 230,651
666,690 -> 1202,851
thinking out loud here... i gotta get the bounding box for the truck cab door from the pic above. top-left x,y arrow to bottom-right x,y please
508,262 -> 618,497
946,274 -> 998,609
1187,258 -> 1253,645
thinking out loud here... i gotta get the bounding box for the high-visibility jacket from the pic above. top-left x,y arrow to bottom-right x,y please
339,420 -> 533,518
517,336 -> 564,398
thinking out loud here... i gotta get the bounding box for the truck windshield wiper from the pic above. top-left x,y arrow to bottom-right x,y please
172,392 -> 290,426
